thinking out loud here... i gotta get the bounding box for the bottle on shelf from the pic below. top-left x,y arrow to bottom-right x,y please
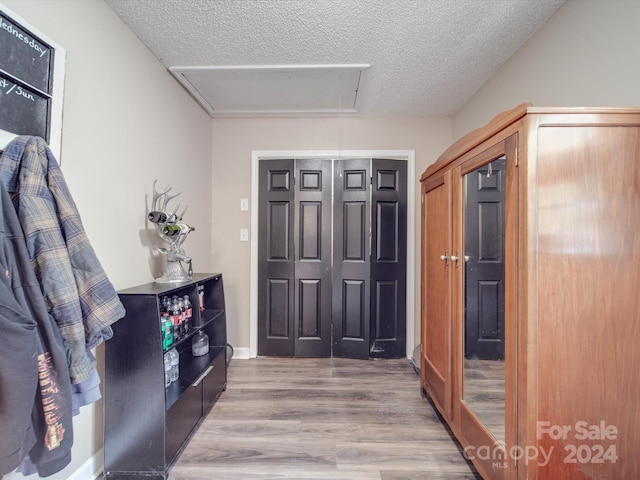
161,313 -> 173,349
183,294 -> 192,318
191,330 -> 209,357
168,348 -> 179,384
179,296 -> 186,336
163,352 -> 172,387
197,285 -> 205,312
170,296 -> 182,339
161,314 -> 167,348
183,295 -> 192,332
160,296 -> 170,316
177,296 -> 186,335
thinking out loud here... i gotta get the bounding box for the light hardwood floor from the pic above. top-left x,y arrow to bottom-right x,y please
168,357 -> 481,480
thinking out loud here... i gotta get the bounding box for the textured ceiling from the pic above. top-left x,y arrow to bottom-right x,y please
104,0 -> 565,117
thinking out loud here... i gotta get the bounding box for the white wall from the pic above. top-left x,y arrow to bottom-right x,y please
1,1 -> 212,479
6,0 -> 638,478
210,116 -> 452,354
453,0 -> 640,139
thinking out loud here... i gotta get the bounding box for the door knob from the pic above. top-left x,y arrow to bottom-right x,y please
450,252 -> 460,268
439,252 -> 449,266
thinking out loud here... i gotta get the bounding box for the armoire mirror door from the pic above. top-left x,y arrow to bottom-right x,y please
456,134 -> 517,478
462,153 -> 506,444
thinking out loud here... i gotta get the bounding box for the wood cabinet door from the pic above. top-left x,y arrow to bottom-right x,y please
456,136 -> 518,480
421,171 -> 452,419
165,382 -> 202,463
202,350 -> 226,412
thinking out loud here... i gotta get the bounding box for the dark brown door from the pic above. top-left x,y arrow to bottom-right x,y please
259,158 -> 406,359
332,158 -> 371,359
258,159 -> 295,356
294,159 -> 332,356
369,159 -> 407,358
464,156 -> 506,360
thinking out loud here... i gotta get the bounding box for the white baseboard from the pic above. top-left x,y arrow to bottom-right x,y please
67,448 -> 103,480
231,347 -> 252,359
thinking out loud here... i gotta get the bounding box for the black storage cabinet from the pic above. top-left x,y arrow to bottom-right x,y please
104,273 -> 227,479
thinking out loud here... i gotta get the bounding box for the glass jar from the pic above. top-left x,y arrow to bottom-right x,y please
191,330 -> 209,357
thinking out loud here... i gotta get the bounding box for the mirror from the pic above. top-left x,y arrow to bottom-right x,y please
463,156 -> 506,444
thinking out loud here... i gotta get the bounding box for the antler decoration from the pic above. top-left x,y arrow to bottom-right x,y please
149,180 -> 195,283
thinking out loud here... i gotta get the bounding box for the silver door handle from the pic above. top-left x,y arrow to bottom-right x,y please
439,251 -> 449,266
192,366 -> 214,387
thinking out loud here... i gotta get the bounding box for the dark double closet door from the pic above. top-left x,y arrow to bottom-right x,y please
258,158 -> 407,359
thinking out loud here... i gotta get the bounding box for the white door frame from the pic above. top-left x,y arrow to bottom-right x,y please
249,150 -> 416,358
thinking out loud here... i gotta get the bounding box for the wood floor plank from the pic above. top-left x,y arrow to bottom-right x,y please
169,466 -> 382,480
336,442 -> 472,471
299,421 -> 452,443
177,438 -> 337,468
169,358 -> 481,480
379,472 -> 483,480
192,419 -> 303,441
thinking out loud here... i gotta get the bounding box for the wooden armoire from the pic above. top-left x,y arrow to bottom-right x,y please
420,103 -> 640,480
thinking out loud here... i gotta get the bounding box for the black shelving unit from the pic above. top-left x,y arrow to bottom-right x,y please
104,273 -> 227,480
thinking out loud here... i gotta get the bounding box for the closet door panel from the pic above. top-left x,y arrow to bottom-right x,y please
294,159 -> 332,357
333,159 -> 371,359
370,159 -> 407,358
258,160 -> 295,356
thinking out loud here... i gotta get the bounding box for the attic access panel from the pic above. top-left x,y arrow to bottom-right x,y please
169,64 -> 369,117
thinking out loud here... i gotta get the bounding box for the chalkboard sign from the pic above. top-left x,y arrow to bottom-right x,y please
0,12 -> 53,92
0,76 -> 49,138
0,10 -> 54,143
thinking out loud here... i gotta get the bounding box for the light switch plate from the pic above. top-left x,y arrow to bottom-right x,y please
240,198 -> 249,211
240,228 -> 249,241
